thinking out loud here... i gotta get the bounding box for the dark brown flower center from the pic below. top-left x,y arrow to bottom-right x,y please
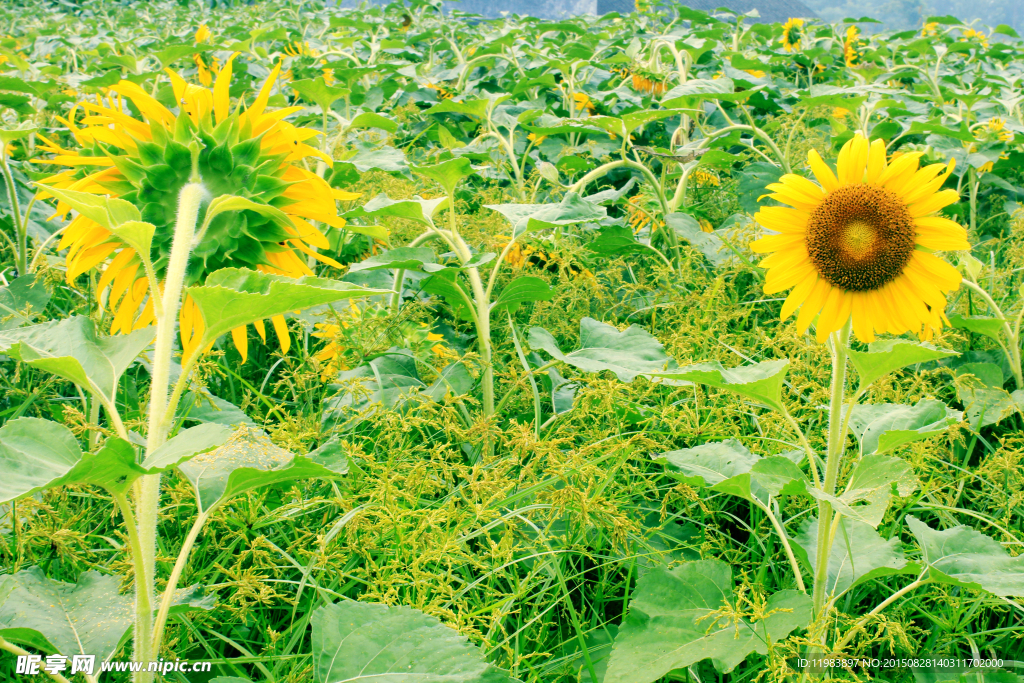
805,184 -> 915,291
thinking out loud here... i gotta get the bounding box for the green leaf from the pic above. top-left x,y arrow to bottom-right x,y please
907,516 -> 1024,597
486,192 -> 606,236
650,359 -> 789,413
587,225 -> 646,256
907,121 -> 976,143
657,440 -> 808,504
666,213 -> 728,267
0,568 -> 131,659
792,517 -> 909,598
411,157 -> 476,197
954,362 -> 1004,389
795,85 -> 870,110
425,98 -> 493,121
738,162 -> 784,214
0,122 -> 38,146
604,560 -> 811,683
312,601 -> 517,683
322,350 -> 474,430
36,185 -> 141,231
290,77 -> 351,110
185,268 -> 388,349
948,314 -> 1005,343
108,220 -> 156,259
178,426 -> 348,513
491,276 -> 555,314
0,274 -> 50,331
622,109 -> 688,136
956,384 -> 1023,429
421,269 -> 476,322
0,316 -> 155,402
0,417 -> 222,503
528,317 -> 672,383
204,195 -> 294,230
348,112 -> 398,133
847,400 -> 962,455
808,454 -> 917,527
342,194 -> 450,227
348,247 -> 438,273
848,340 -> 958,389
662,78 -> 759,106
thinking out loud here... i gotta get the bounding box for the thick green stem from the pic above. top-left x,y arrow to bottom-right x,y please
0,154 -> 26,275
812,319 -> 852,621
134,182 -> 203,682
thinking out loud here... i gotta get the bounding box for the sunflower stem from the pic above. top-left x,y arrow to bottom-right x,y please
812,319 -> 852,626
134,182 -> 203,683
0,152 -> 27,276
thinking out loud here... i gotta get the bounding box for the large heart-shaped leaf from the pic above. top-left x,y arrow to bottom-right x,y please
657,439 -> 808,505
604,560 -> 811,683
0,274 -> 50,331
0,418 -> 228,502
956,383 -> 1024,429
486,192 -> 606,236
412,157 -> 476,197
808,454 -> 917,527
291,77 -> 351,110
848,340 -> 958,389
311,601 -> 517,683
186,268 -> 388,350
36,185 -> 141,233
348,247 -> 438,273
792,517 -> 910,598
0,316 -> 155,402
491,276 -> 555,314
649,359 -> 789,412
528,317 -> 672,383
907,516 -> 1024,597
947,314 -> 1005,343
666,213 -> 728,267
846,400 -> 962,455
662,78 -> 758,106
0,568 -> 131,660
178,426 -> 349,513
342,194 -> 449,227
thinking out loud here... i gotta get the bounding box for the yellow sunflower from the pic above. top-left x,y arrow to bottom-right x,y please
751,134 -> 968,343
194,24 -> 211,44
844,26 -> 865,67
36,58 -> 362,363
781,18 -> 804,52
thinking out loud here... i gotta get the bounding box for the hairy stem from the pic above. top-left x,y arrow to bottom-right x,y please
150,510 -> 210,653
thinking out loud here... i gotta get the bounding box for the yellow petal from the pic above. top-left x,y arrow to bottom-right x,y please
814,285 -> 846,343
214,52 -> 239,124
232,326 -> 249,363
795,278 -> 832,333
850,292 -> 875,343
878,151 -> 922,189
272,315 -> 290,355
765,261 -> 816,295
864,139 -> 887,185
254,318 -> 267,343
780,270 -> 818,319
750,233 -> 806,253
807,149 -> 839,192
907,189 -> 960,218
754,206 -> 809,234
911,251 -> 963,290
895,161 -> 948,203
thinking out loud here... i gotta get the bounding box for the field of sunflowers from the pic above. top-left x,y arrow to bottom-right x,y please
0,0 -> 1023,681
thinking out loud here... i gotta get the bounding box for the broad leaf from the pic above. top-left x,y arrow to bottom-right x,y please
412,157 -> 476,196
323,350 -> 473,430
650,359 -> 789,412
956,383 -> 1024,429
907,516 -> 1024,597
204,195 -> 294,230
0,274 -> 50,331
141,423 -> 234,470
35,185 -> 141,232
291,77 -> 350,110
178,426 -> 348,513
848,340 -> 958,389
948,314 -> 1005,343
348,247 -> 438,273
0,316 -> 154,402
0,418 -> 221,502
846,400 -> 962,455
657,439 -> 808,505
809,454 -> 917,527
666,213 -> 727,266
425,98 -> 492,120
491,276 -> 555,314
186,268 -> 388,349
587,225 -> 646,256
421,269 -> 476,321
348,112 -> 398,133
312,601 -> 516,683
0,568 -> 130,660
528,317 -> 672,383
792,517 -> 909,598
342,193 -> 450,227
662,78 -> 758,106
604,560 -> 811,683
486,192 -> 606,236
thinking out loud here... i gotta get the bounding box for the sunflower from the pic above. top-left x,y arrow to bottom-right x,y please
921,22 -> 938,36
283,41 -> 317,58
781,18 -> 804,52
572,92 -> 595,115
630,72 -> 666,96
36,58 -> 363,362
843,26 -> 866,67
750,134 -> 968,343
194,53 -> 220,87
692,169 -> 720,188
194,24 -> 211,44
961,28 -> 989,49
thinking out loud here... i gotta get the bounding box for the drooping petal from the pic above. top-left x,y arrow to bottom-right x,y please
807,149 -> 840,192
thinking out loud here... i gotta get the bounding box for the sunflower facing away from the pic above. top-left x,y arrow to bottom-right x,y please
751,134 -> 968,343
37,57 -> 362,362
781,18 -> 804,52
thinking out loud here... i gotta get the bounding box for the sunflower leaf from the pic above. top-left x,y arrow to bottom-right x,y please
528,317 -> 672,383
947,313 -> 1006,343
792,517 -> 910,598
342,194 -> 450,226
490,276 -> 555,314
906,516 -> 1024,596
486,192 -> 606,236
186,268 -> 388,350
0,316 -> 154,402
649,359 -> 789,412
109,220 -> 156,258
35,185 -> 141,232
845,400 -> 962,455
177,426 -> 348,513
348,247 -> 438,273
848,340 -> 958,389
0,418 -> 213,503
956,384 -> 1024,429
290,77 -> 350,110
312,601 -> 518,683
411,157 -> 476,197
603,560 -> 811,683
204,195 -> 294,229
0,274 -> 50,331
807,454 -> 917,527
